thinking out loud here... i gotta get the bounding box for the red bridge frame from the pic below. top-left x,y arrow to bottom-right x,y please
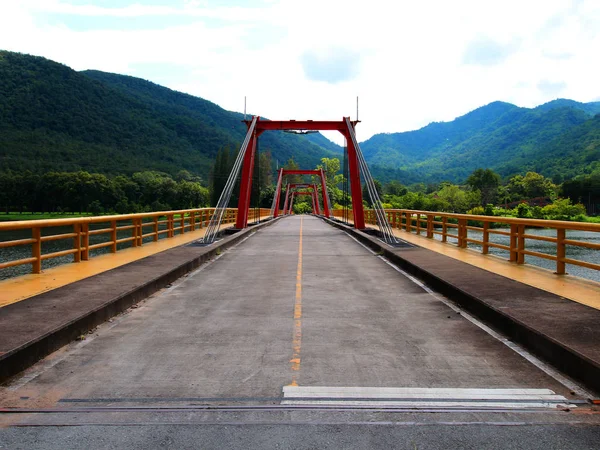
286,191 -> 318,215
274,171 -> 329,218
281,183 -> 321,216
236,117 -> 365,229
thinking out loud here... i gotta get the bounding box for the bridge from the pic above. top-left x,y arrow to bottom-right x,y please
1,117 -> 600,448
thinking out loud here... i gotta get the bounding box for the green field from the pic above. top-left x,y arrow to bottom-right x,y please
0,212 -> 95,222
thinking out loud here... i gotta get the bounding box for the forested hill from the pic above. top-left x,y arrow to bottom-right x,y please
0,51 -> 340,178
365,99 -> 600,184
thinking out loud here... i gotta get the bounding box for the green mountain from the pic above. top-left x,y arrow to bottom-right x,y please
0,51 -> 340,179
2,50 -> 598,188
364,100 -> 600,184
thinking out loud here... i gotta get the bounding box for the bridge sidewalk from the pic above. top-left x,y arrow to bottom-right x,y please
326,219 -> 600,395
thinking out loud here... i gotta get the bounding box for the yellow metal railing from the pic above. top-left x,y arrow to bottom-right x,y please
333,209 -> 600,275
0,208 -> 272,275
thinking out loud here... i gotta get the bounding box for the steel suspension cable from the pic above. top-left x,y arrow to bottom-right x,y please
344,118 -> 399,244
202,116 -> 258,244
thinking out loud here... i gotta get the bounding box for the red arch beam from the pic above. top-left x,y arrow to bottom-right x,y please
235,117 -> 365,229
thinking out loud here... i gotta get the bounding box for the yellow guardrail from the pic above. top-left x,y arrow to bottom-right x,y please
0,208 -> 272,274
333,209 -> 600,275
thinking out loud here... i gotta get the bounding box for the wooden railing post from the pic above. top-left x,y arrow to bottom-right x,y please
416,214 -> 421,235
458,219 -> 467,248
73,223 -> 81,262
405,212 -> 411,232
153,217 -> 159,242
190,212 -> 196,231
81,223 -> 89,260
427,215 -> 433,238
111,220 -> 117,252
137,218 -> 143,246
168,214 -> 174,238
509,224 -> 518,262
32,227 -> 41,274
517,224 -> 525,264
180,214 -> 185,234
442,216 -> 447,243
482,221 -> 490,255
556,228 -> 566,274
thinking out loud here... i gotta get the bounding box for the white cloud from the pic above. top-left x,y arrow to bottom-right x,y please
1,0 -> 599,144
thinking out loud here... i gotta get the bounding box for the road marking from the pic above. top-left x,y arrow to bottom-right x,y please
282,386 -> 577,409
344,233 -> 596,400
290,217 -> 303,386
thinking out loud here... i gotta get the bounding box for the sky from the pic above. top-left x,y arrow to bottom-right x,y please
1,0 -> 599,144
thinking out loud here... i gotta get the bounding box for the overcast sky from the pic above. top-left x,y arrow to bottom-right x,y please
1,0 -> 599,143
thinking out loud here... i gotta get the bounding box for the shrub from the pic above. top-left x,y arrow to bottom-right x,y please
542,198 -> 586,221
515,203 -> 531,218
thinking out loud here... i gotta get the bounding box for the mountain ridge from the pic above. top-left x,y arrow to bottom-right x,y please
0,51 -> 340,179
1,50 -> 598,186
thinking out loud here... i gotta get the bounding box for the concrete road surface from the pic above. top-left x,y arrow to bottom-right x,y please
1,216 -> 599,449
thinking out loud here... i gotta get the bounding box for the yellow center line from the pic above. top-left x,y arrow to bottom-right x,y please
289,217 -> 303,386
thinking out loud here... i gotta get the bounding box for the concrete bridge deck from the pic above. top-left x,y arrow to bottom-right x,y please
1,216 -> 600,448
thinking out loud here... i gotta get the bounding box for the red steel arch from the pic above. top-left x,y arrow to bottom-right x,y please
273,171 -> 329,218
235,117 -> 365,229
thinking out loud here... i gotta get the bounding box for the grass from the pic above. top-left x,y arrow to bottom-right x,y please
0,212 -> 95,222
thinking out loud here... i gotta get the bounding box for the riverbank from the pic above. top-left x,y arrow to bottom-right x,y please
0,212 -> 94,221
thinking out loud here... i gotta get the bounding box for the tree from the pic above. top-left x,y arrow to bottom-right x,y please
507,172 -> 556,200
362,179 -> 383,206
283,158 -> 302,184
316,157 -> 344,204
436,184 -> 480,213
466,168 -> 500,205
384,180 -> 408,196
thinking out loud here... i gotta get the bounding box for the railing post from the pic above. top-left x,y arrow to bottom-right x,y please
416,214 -> 421,235
457,219 -> 465,247
190,212 -> 196,231
153,217 -> 159,242
131,220 -> 138,247
556,228 -> 566,275
111,220 -> 117,252
180,214 -> 185,234
427,215 -> 433,238
482,221 -> 490,255
81,223 -> 89,260
517,224 -> 525,264
405,212 -> 411,232
168,214 -> 174,238
137,218 -> 143,246
509,224 -> 518,262
392,211 -> 397,228
32,227 -> 41,274
442,216 -> 447,243
73,223 -> 81,262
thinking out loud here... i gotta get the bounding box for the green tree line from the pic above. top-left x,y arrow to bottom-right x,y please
0,170 -> 209,215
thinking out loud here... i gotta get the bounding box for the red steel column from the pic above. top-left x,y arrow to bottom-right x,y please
235,132 -> 257,228
318,169 -> 331,218
343,127 -> 365,229
289,192 -> 296,214
282,185 -> 290,214
312,187 -> 321,215
273,168 -> 284,217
